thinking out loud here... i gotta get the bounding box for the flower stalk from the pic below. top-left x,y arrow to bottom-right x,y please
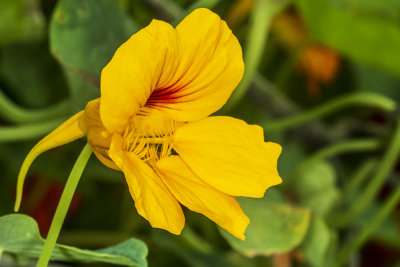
0,89 -> 70,124
36,144 -> 92,267
342,159 -> 377,204
264,92 -> 396,132
331,118 -> 400,228
223,0 -> 290,111
0,118 -> 67,143
335,182 -> 400,267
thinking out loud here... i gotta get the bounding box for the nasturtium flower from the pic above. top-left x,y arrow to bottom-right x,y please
16,8 -> 282,240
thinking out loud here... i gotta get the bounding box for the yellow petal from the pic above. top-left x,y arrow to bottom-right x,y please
109,134 -> 185,234
100,19 -> 180,133
101,9 -> 243,130
81,99 -> 119,170
148,8 -> 244,121
14,111 -> 85,211
173,116 -> 282,198
156,156 -> 249,240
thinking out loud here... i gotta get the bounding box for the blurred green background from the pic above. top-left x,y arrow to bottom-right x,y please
1,0 -> 400,266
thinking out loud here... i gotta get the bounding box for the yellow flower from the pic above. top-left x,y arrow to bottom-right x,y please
15,8 -> 282,240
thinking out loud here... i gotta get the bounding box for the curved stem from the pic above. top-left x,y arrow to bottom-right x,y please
0,118 -> 67,142
309,139 -> 382,161
0,90 -> 70,124
143,0 -> 183,21
173,0 -> 220,24
223,0 -> 290,111
331,119 -> 400,229
264,93 -> 396,132
36,144 -> 92,267
335,183 -> 400,267
342,159 -> 377,202
181,227 -> 214,254
287,139 -> 381,185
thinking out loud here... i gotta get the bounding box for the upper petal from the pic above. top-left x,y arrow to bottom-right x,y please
100,19 -> 180,133
173,116 -> 282,197
109,134 -> 185,234
155,155 -> 249,240
147,8 -> 244,121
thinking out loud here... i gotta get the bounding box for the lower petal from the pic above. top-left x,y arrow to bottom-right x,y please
109,134 -> 185,234
156,156 -> 249,240
173,116 -> 282,198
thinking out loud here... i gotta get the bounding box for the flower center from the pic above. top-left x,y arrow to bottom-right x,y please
122,114 -> 180,164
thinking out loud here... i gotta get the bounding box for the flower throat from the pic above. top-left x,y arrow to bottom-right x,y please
121,116 -> 179,164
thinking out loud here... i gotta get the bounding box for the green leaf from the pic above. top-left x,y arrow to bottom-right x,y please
292,160 -> 340,216
153,229 -> 261,267
299,215 -> 332,267
153,230 -> 229,267
277,141 -> 307,180
0,43 -> 68,108
326,0 -> 400,25
0,0 -> 45,45
220,195 -> 311,257
0,214 -> 147,267
63,69 -> 99,112
296,0 -> 400,78
49,0 -> 138,110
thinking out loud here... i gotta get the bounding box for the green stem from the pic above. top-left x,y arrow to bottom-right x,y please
0,90 -> 70,124
264,93 -> 396,132
223,0 -> 290,111
36,144 -> 92,267
309,139 -> 382,161
0,118 -> 67,142
331,119 -> 400,228
275,49 -> 302,91
173,0 -> 220,25
342,159 -> 377,202
335,183 -> 400,267
287,139 -> 381,185
181,227 -> 214,254
143,0 -> 183,21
